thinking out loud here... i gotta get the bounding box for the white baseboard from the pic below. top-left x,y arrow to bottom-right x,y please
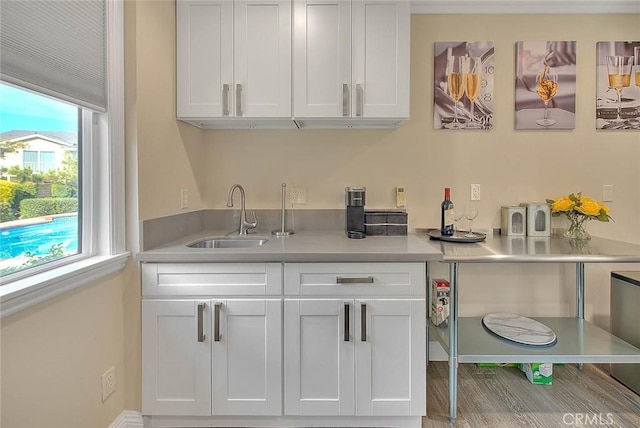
109,410 -> 144,428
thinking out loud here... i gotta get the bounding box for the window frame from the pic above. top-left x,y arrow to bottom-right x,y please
0,0 -> 128,318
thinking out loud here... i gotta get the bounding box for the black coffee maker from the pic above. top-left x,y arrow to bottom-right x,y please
345,187 -> 366,239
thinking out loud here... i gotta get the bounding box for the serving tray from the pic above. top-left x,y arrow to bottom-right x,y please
427,230 -> 486,243
482,313 -> 557,346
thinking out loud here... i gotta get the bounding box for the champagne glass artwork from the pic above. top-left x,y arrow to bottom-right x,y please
634,47 -> 640,88
464,204 -> 479,237
445,55 -> 466,129
606,55 -> 633,123
464,57 -> 482,129
535,65 -> 559,127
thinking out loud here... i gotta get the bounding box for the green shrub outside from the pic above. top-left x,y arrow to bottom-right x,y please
20,197 -> 78,219
52,183 -> 75,198
0,201 -> 14,222
0,180 -> 17,205
0,180 -> 38,221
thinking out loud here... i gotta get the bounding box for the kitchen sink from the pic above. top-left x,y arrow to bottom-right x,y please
186,237 -> 268,248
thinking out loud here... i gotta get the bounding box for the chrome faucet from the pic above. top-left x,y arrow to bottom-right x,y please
226,184 -> 257,235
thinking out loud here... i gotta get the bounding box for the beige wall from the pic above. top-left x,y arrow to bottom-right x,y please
0,273 -> 126,428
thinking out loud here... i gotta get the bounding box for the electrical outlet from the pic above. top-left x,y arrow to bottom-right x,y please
396,186 -> 406,208
289,187 -> 307,204
181,189 -> 189,209
471,184 -> 481,201
102,366 -> 115,402
602,185 -> 614,202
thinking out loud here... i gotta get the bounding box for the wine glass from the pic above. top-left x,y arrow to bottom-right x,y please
606,55 -> 633,123
464,204 -> 479,237
535,65 -> 559,127
464,57 -> 482,129
445,55 -> 466,129
452,209 -> 464,233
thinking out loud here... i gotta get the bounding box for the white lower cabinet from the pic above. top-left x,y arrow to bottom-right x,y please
212,299 -> 282,415
142,298 -> 282,416
284,298 -> 425,417
284,299 -> 355,416
142,299 -> 212,416
142,261 -> 425,426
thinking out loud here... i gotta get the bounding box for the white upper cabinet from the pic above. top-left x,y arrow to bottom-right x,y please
293,0 -> 410,126
177,0 -> 293,127
292,0 -> 351,118
176,0 -> 410,129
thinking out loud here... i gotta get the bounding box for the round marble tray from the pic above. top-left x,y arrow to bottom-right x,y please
427,230 -> 486,243
482,313 -> 557,346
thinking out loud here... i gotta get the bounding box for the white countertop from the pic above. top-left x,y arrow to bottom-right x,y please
136,229 -> 444,263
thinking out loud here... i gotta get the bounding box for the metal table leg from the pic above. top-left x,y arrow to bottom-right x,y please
576,262 -> 585,370
449,262 -> 459,423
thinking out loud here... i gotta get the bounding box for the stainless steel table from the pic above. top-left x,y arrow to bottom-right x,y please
425,233 -> 640,423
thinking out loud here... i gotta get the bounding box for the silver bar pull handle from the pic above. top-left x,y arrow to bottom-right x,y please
336,276 -> 374,284
222,84 -> 230,116
197,303 -> 206,342
214,302 -> 222,342
342,83 -> 349,117
344,303 -> 350,342
356,84 -> 363,117
361,303 -> 367,342
236,84 -> 243,117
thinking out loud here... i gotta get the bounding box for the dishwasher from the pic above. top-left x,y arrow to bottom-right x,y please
610,271 -> 640,395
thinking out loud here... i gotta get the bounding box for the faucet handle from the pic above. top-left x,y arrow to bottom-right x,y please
245,211 -> 258,231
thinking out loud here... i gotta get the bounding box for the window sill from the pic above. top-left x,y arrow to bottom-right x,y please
0,252 -> 130,319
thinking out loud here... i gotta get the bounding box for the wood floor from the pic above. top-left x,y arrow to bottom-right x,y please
424,362 -> 640,427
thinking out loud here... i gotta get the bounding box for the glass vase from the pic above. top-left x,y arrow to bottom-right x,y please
564,214 -> 591,240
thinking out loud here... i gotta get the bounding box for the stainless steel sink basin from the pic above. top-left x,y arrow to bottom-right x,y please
187,237 -> 268,248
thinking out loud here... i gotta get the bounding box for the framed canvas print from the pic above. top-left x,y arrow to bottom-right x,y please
596,41 -> 640,130
515,41 -> 576,130
434,41 -> 494,130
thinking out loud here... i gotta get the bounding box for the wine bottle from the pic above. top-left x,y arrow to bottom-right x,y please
441,187 -> 454,236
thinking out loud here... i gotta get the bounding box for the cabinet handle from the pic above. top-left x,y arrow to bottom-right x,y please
236,84 -> 243,117
361,303 -> 367,342
197,303 -> 206,343
342,83 -> 349,117
356,84 -> 363,117
214,302 -> 222,342
336,276 -> 374,284
222,84 -> 230,116
344,303 -> 350,342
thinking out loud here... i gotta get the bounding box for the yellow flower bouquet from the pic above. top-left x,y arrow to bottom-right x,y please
546,192 -> 612,240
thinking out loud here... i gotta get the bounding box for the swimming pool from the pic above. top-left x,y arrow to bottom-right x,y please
0,215 -> 79,259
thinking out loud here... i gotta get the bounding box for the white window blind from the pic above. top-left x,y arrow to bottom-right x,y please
0,0 -> 106,111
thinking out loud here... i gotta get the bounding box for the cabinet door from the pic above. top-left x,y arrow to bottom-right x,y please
142,300 -> 211,416
355,299 -> 425,416
212,299 -> 282,415
284,299 -> 355,415
351,0 -> 409,118
234,0 -> 291,117
177,0 -> 233,118
293,0 -> 351,117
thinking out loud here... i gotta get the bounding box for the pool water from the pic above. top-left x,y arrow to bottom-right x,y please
0,215 -> 79,259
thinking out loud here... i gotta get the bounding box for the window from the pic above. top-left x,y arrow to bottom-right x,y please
0,0 -> 128,318
22,151 -> 37,171
1,84 -> 82,276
